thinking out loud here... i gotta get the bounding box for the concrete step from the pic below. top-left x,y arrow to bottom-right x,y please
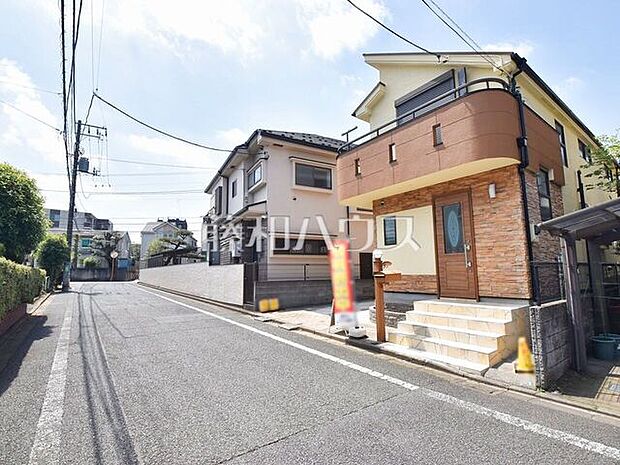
396,320 -> 504,350
406,310 -> 514,334
388,330 -> 501,367
412,300 -> 524,320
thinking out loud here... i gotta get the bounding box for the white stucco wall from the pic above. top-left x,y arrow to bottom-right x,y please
139,262 -> 244,306
376,206 -> 436,275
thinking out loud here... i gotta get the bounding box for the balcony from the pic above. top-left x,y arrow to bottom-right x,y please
337,78 -> 562,208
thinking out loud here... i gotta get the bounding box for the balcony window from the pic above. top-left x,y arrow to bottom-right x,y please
248,164 -> 263,189
354,159 -> 361,176
395,70 -> 455,125
555,121 -> 568,167
294,163 -> 332,190
537,168 -> 552,222
214,186 -> 223,215
49,209 -> 60,228
231,179 -> 237,198
273,238 -> 328,255
388,144 -> 397,163
383,217 -> 397,246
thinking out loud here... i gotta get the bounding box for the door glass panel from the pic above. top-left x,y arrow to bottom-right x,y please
442,203 -> 464,254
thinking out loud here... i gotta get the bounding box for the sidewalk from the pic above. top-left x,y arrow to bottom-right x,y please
264,302 -> 620,419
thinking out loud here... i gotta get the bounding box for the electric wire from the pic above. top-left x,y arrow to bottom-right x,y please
0,98 -> 62,132
86,156 -> 216,170
0,80 -> 62,95
344,0 -> 441,60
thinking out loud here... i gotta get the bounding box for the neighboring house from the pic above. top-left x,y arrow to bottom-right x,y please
44,208 -> 128,268
140,219 -> 197,260
203,129 -> 374,281
336,51 -> 612,372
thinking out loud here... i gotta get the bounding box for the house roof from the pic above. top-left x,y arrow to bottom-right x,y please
141,221 -> 180,234
204,129 -> 346,193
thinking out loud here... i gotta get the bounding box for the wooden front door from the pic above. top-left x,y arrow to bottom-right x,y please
434,190 -> 479,300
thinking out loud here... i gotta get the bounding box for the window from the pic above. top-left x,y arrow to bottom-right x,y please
537,168 -> 552,221
214,186 -> 223,215
81,238 -> 91,248
49,209 -> 60,228
354,159 -> 361,176
231,180 -> 237,198
383,217 -> 397,246
555,121 -> 568,167
395,70 -> 455,124
433,124 -> 443,146
294,163 -> 332,189
578,140 -> 591,163
273,238 -> 328,255
388,144 -> 397,163
442,203 -> 464,254
248,164 -> 263,188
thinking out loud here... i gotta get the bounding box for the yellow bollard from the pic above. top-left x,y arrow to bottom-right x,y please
514,336 -> 535,373
268,298 -> 280,311
258,299 -> 271,313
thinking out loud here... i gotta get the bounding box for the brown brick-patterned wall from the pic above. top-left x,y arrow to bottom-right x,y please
524,170 -> 564,262
384,274 -> 437,294
374,165 -> 532,299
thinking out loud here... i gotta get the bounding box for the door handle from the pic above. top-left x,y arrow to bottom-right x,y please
464,243 -> 472,268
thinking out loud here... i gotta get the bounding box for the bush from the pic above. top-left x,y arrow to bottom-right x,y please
0,257 -> 46,321
83,256 -> 99,269
37,235 -> 70,289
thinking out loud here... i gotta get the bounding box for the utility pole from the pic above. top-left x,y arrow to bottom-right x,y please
62,119 -> 82,291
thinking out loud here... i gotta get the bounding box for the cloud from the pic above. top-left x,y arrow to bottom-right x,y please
102,0 -> 387,62
553,76 -> 584,100
295,0 -> 388,60
0,59 -> 65,165
483,41 -> 534,58
214,128 -> 248,148
126,134 -> 224,169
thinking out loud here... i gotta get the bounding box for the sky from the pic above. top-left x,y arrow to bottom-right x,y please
1,0 -> 619,243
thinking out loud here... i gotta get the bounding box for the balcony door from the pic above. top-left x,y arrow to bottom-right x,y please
434,190 -> 479,300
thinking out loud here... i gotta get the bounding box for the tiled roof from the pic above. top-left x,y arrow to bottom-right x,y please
141,221 -> 179,233
259,129 -> 346,152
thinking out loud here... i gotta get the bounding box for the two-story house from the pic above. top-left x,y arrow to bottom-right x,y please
140,218 -> 197,261
336,51 -> 611,372
203,129 -> 374,282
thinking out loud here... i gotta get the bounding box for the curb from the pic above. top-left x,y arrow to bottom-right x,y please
136,282 -> 620,421
27,292 -> 53,315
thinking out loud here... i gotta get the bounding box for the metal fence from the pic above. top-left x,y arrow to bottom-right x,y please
256,263 -> 361,282
140,255 -> 205,269
532,261 -> 598,304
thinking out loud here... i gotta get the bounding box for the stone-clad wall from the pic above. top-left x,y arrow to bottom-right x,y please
374,165 -> 531,299
140,262 -> 245,306
529,301 -> 573,389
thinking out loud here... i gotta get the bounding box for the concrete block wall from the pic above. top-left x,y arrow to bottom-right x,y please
255,279 -> 374,310
140,263 -> 244,306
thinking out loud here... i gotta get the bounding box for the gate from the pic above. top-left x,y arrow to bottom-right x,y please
243,262 -> 257,306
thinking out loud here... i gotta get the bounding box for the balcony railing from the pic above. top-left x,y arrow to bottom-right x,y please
338,77 -> 510,154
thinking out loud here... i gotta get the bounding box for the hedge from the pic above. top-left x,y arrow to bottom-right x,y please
0,257 -> 46,321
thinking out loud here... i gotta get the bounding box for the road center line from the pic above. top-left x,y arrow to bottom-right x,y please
138,286 -> 620,461
28,299 -> 74,465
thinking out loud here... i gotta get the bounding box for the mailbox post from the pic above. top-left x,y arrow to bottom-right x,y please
373,250 -> 401,343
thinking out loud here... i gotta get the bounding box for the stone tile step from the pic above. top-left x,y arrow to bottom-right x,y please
406,310 -> 513,334
381,342 -> 489,376
396,321 -> 505,349
388,330 -> 497,366
412,300 -> 524,320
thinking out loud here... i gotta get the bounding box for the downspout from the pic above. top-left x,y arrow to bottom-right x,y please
511,57 -> 538,303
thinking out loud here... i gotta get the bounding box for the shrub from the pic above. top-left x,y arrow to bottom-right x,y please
83,256 -> 99,269
0,257 -> 46,321
37,235 -> 70,289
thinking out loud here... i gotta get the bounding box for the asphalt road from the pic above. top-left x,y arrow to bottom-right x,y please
1,282 -> 619,464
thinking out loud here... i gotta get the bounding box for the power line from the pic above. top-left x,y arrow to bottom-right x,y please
40,188 -> 205,195
344,0 -> 440,60
0,98 -> 62,132
93,92 -> 235,153
88,156 -> 218,170
419,0 -> 504,73
0,80 -> 61,95
35,171 -> 208,177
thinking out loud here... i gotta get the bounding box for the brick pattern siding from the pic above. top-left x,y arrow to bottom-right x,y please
374,165 -> 531,299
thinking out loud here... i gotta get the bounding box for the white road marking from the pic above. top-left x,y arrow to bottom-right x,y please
28,300 -> 74,465
139,286 -> 620,462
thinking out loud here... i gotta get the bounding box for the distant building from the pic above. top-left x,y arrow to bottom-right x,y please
140,219 -> 197,259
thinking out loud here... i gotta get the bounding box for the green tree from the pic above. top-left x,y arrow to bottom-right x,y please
147,238 -> 167,257
147,230 -> 197,265
89,232 -> 122,270
0,163 -> 48,262
36,235 -> 70,289
583,133 -> 620,197
82,256 -> 100,269
130,243 -> 141,261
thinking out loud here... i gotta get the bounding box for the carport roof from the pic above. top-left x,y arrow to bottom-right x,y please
538,197 -> 620,244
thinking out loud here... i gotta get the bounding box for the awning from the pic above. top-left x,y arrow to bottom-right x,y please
538,197 -> 620,244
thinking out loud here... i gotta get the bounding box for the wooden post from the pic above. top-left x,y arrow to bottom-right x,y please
562,235 -> 587,372
374,257 -> 386,343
